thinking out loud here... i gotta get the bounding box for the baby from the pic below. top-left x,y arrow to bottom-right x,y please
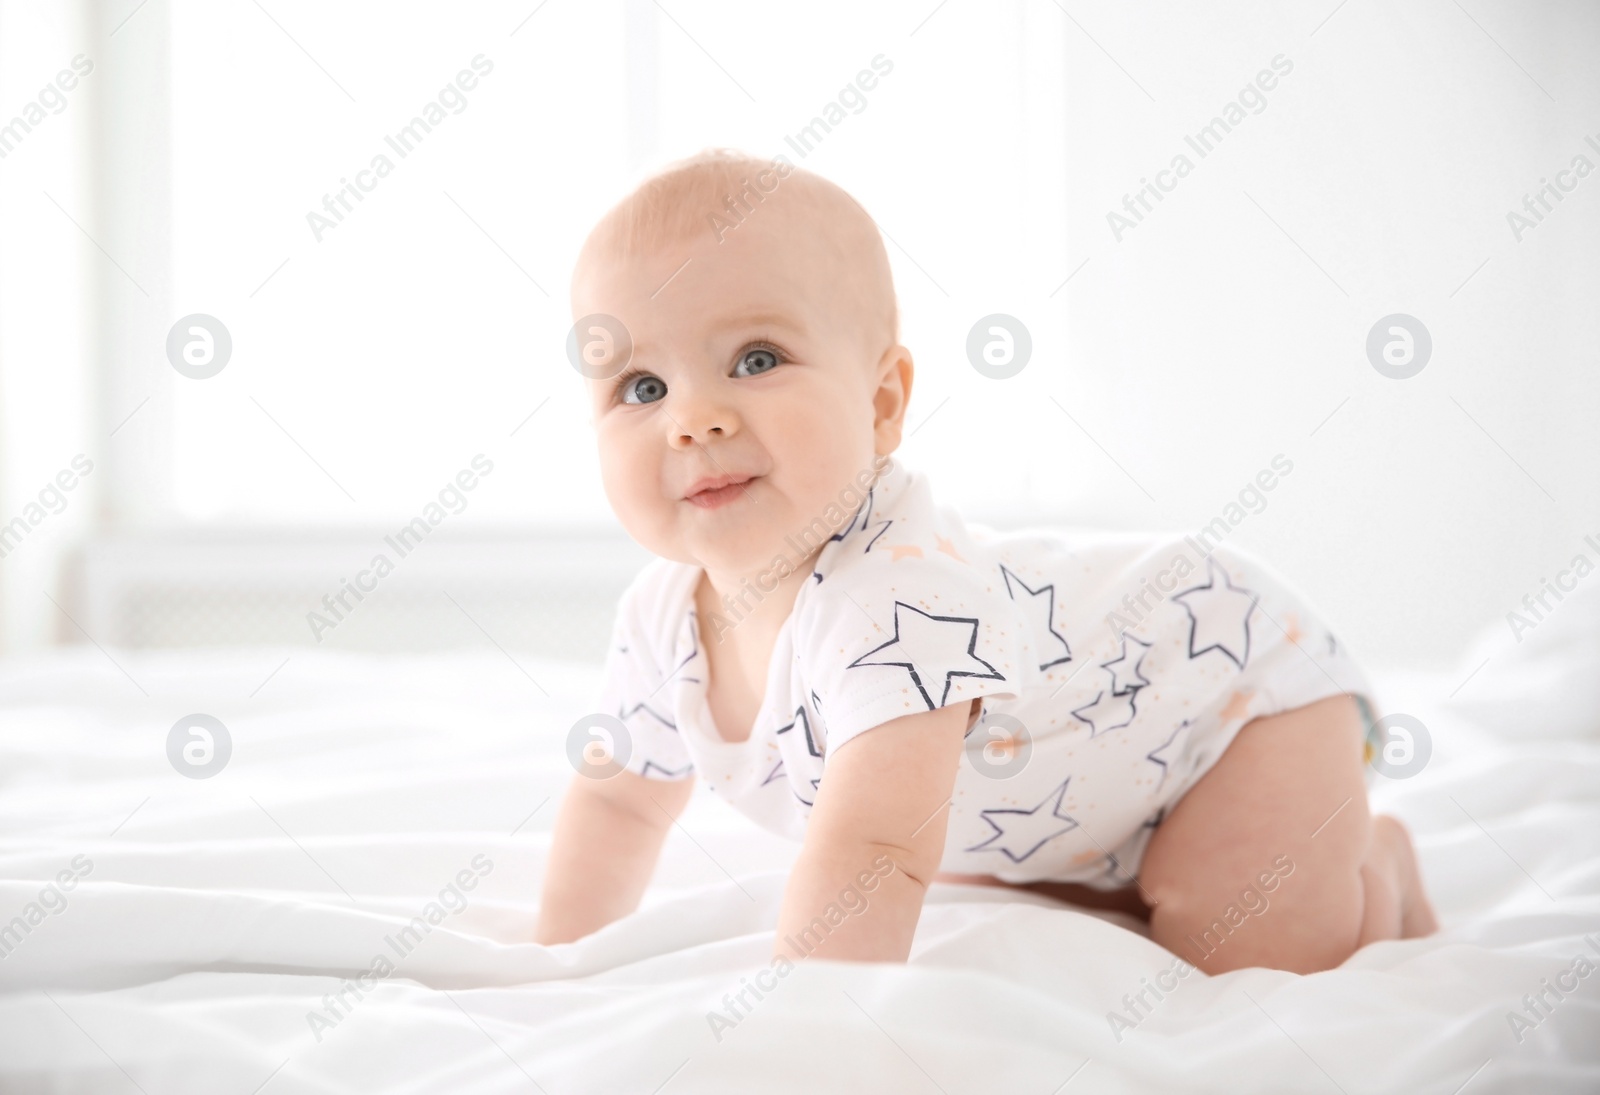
536,149 -> 1437,974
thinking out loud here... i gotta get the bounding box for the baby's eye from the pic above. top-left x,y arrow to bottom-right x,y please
616,344 -> 784,404
620,372 -> 667,405
733,346 -> 782,377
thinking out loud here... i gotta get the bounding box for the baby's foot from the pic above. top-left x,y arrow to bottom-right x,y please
1375,814 -> 1439,938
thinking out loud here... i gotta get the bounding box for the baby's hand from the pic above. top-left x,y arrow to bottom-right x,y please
771,699 -> 976,964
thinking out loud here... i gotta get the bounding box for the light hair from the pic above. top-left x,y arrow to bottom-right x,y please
574,147 -> 899,349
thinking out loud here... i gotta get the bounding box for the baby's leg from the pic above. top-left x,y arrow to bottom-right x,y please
1138,693 -> 1438,974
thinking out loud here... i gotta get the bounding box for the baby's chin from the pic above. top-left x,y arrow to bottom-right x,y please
689,542 -> 788,576
679,528 -> 810,582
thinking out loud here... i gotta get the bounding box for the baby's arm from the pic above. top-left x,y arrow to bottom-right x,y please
771,697 -> 975,964
534,765 -> 695,945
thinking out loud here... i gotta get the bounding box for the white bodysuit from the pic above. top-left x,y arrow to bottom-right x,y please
597,455 -> 1381,888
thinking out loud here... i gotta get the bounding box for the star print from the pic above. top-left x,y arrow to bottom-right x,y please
1071,688 -> 1139,738
998,564 -> 1072,671
1141,805 -> 1168,830
1100,634 -> 1152,695
641,759 -> 693,780
1284,613 -> 1303,646
792,776 -> 823,808
810,490 -> 888,583
1220,689 -> 1254,723
662,608 -> 703,688
1145,720 -> 1190,790
965,776 -> 1080,863
1099,851 -> 1130,883
1172,557 -> 1258,670
848,601 -> 1006,710
619,699 -> 677,732
885,543 -> 924,561
936,535 -> 966,562
826,489 -> 877,547
763,759 -> 786,786
858,517 -> 893,554
776,703 -> 826,758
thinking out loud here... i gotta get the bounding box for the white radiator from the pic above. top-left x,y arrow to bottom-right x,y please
68,527 -> 653,661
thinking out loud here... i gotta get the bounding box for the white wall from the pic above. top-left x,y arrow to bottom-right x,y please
0,0 -> 100,651
1032,0 -> 1600,672
0,0 -> 1594,673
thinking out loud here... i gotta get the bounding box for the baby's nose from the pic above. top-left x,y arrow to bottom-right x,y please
669,387 -> 740,446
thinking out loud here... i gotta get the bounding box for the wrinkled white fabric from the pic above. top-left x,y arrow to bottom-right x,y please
0,647 -> 1595,1093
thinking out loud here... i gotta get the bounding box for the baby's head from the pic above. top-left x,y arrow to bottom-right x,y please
572,149 -> 912,580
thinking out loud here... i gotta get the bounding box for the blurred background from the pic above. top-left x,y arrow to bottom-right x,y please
0,0 -> 1595,673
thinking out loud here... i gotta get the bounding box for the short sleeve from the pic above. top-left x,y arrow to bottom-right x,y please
597,568 -> 695,781
796,551 -> 1032,758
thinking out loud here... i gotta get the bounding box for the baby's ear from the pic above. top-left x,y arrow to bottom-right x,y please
871,344 -> 914,449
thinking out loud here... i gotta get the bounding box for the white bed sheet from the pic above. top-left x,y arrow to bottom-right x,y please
0,642 -> 1596,1094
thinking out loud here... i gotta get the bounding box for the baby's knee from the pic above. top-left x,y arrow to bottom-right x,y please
1149,854 -> 1369,975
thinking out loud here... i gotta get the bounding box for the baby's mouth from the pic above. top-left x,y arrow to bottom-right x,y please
684,474 -> 758,509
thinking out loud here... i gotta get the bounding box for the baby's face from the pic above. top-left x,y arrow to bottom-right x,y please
574,208 -> 904,581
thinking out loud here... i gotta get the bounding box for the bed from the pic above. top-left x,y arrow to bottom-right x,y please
1,598 -> 1597,1094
